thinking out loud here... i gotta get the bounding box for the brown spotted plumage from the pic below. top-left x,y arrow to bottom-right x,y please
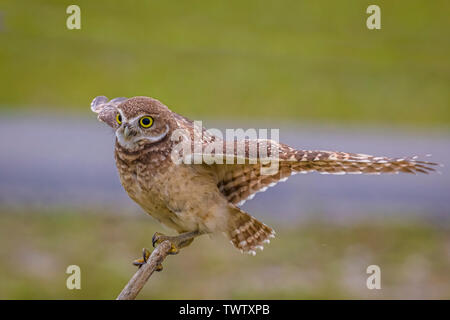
91,96 -> 437,255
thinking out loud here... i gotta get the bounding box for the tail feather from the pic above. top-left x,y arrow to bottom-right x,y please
227,206 -> 274,255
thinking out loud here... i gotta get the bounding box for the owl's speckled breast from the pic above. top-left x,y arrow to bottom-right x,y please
115,142 -> 181,227
114,140 -> 231,234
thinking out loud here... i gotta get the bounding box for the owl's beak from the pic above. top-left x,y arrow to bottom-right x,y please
123,126 -> 131,139
122,123 -> 138,140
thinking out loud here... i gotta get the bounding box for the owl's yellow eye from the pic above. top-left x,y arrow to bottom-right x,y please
116,113 -> 122,125
139,116 -> 154,128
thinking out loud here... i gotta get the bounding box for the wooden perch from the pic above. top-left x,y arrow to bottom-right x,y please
116,240 -> 173,300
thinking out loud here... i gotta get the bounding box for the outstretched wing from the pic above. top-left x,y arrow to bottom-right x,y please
203,139 -> 438,206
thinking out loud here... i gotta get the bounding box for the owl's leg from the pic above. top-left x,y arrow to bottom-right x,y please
132,231 -> 204,269
152,230 -> 204,255
132,248 -> 163,271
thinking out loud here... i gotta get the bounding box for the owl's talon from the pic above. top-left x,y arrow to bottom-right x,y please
132,258 -> 145,268
155,264 -> 163,272
152,232 -> 164,248
152,232 -> 178,253
142,248 -> 151,262
132,248 -> 151,268
168,243 -> 180,255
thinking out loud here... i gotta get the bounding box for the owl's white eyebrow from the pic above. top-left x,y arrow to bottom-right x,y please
117,109 -> 126,121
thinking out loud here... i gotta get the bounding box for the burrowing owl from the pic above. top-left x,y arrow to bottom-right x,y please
91,96 -> 437,258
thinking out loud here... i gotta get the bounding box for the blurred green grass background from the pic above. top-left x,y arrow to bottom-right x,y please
0,1 -> 449,299
0,210 -> 449,299
1,0 -> 449,126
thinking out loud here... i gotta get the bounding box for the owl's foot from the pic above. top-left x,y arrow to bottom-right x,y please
152,231 -> 202,255
132,248 -> 163,271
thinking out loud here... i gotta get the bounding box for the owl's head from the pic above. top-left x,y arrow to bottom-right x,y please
91,96 -> 175,150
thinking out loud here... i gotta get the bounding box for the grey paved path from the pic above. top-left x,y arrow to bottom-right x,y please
0,115 -> 448,223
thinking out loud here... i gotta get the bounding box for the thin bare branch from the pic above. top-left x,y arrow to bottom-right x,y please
116,240 -> 172,300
